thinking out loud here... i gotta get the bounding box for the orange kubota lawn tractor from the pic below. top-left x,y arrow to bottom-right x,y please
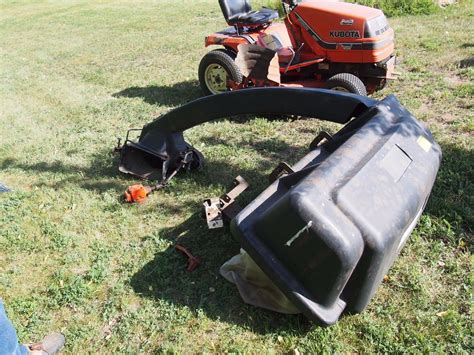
199,0 -> 396,96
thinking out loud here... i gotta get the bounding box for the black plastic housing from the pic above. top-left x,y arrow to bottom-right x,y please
231,95 -> 442,325
116,88 -> 441,325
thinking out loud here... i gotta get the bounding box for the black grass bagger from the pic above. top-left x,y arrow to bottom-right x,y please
115,88 -> 441,325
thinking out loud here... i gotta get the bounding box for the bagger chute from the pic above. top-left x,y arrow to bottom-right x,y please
115,87 -> 441,325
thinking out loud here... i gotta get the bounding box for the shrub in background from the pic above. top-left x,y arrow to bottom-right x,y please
258,0 -> 440,17
348,0 -> 439,16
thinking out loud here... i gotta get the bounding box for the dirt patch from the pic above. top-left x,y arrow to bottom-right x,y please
437,0 -> 456,6
444,72 -> 467,86
440,113 -> 457,123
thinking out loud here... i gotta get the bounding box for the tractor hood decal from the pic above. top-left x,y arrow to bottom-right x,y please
340,19 -> 355,26
295,13 -> 392,50
329,30 -> 361,39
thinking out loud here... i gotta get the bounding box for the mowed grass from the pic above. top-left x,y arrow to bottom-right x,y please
0,0 -> 472,352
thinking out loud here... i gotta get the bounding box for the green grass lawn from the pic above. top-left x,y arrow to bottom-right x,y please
0,0 -> 472,352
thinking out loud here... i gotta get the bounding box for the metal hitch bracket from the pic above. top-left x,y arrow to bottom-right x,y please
203,176 -> 249,229
268,162 -> 294,183
309,131 -> 333,150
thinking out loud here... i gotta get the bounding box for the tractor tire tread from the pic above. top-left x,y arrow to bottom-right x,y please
198,49 -> 242,95
325,73 -> 368,96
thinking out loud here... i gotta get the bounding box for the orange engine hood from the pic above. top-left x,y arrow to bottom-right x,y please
296,0 -> 383,21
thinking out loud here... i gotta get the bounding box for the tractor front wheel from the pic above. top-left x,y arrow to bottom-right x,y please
325,73 -> 367,96
199,49 -> 242,95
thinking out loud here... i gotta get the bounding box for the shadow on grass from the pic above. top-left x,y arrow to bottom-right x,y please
0,127 -> 307,198
130,136 -> 473,333
129,136 -> 314,334
2,110 -> 471,332
423,141 -> 473,237
0,149 -> 128,193
113,80 -> 202,107
459,57 -> 473,68
130,211 -> 313,335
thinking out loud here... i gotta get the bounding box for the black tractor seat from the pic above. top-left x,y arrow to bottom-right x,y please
219,0 -> 279,27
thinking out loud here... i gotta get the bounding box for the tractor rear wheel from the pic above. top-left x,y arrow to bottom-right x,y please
325,73 -> 367,96
199,49 -> 242,95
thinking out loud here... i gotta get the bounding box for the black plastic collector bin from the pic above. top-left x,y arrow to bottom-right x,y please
231,95 -> 442,325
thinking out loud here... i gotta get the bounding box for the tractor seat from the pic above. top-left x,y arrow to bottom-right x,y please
219,0 -> 279,27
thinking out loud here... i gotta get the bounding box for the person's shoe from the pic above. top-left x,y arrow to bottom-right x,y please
26,332 -> 65,354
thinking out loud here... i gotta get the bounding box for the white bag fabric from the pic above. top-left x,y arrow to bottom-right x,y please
220,249 -> 300,314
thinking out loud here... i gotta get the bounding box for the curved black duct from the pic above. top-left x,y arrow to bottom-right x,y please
117,87 -> 376,180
